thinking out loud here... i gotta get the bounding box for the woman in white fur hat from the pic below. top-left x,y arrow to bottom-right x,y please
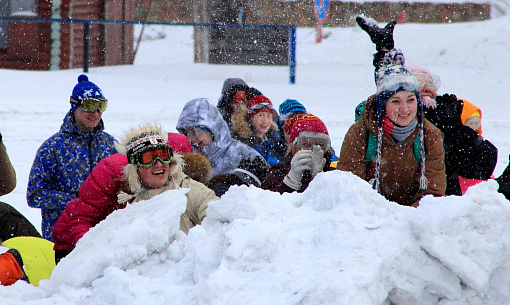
52,122 -> 218,264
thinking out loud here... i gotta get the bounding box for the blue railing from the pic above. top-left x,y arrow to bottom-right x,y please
0,17 -> 297,84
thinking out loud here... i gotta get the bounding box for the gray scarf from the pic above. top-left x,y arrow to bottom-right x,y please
392,119 -> 417,146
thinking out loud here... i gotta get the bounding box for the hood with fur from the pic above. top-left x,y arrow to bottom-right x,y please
181,152 -> 212,184
231,104 -> 278,141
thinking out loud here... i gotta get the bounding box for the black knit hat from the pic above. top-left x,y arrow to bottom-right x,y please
232,156 -> 271,187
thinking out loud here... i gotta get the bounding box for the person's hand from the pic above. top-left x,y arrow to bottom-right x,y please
434,94 -> 463,132
356,16 -> 396,52
310,145 -> 326,178
283,150 -> 312,190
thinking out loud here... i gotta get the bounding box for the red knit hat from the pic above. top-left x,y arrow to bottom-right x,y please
288,114 -> 329,144
246,95 -> 276,119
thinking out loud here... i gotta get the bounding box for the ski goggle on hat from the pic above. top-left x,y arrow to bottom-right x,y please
130,144 -> 173,168
294,131 -> 331,151
79,97 -> 108,113
184,126 -> 211,139
413,72 -> 441,91
376,74 -> 419,94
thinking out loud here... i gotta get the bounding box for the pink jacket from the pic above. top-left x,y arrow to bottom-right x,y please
52,153 -> 128,250
52,151 -> 217,251
52,133 -> 214,251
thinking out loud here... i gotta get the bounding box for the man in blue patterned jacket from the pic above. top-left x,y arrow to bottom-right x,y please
27,75 -> 117,241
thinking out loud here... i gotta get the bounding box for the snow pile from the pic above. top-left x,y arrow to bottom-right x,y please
411,181 -> 510,302
2,172 -> 509,304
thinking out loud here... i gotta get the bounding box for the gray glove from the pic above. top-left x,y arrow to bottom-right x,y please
283,150 -> 312,190
310,145 -> 326,178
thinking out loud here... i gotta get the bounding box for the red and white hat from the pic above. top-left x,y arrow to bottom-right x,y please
246,95 -> 276,119
288,113 -> 329,144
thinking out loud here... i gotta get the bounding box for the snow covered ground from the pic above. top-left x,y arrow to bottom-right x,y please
1,12 -> 510,305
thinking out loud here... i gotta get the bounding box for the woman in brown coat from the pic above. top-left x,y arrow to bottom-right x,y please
338,64 -> 446,207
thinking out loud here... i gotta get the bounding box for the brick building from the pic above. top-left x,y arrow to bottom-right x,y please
135,0 -> 490,26
0,0 -> 134,70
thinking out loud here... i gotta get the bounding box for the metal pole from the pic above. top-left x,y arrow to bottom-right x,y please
83,22 -> 90,73
289,26 -> 296,85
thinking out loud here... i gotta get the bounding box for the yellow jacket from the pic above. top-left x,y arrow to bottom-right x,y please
2,237 -> 55,286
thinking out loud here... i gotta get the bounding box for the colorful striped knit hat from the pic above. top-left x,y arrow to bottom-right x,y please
288,113 -> 329,144
279,99 -> 307,117
278,99 -> 307,130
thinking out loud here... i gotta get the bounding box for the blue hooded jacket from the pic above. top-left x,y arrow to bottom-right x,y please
27,112 -> 116,241
176,98 -> 260,177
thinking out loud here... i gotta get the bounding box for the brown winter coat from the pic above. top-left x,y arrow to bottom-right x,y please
0,140 -> 16,197
338,95 -> 446,206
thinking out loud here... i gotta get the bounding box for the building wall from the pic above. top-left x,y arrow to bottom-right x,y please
134,0 -> 490,25
0,0 -> 133,70
0,0 -> 52,70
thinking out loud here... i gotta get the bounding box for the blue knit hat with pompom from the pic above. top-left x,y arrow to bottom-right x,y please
70,75 -> 104,112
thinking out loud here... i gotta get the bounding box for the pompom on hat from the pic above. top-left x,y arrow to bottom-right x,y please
288,113 -> 329,144
381,48 -> 405,69
70,74 -> 105,112
246,95 -> 276,120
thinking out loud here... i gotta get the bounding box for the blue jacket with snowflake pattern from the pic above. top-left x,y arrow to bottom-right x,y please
27,112 -> 116,241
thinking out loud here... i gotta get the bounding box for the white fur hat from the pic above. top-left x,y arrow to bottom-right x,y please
115,122 -> 169,165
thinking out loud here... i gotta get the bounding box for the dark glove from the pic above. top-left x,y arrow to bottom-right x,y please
356,16 -> 396,52
433,94 -> 463,132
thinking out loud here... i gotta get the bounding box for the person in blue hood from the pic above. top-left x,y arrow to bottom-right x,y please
27,75 -> 117,241
177,98 -> 260,178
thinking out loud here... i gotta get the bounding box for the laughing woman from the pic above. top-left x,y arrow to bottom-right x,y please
51,122 -> 218,263
338,64 -> 446,207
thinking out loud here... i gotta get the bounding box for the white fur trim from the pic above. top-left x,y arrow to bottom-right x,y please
115,141 -> 127,155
